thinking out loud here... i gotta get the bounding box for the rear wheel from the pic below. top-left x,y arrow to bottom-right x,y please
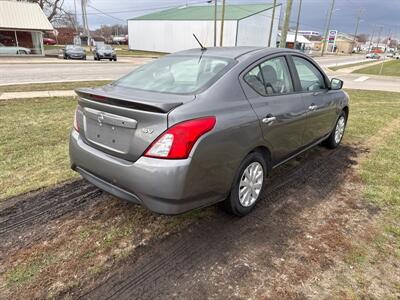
324,111 -> 347,149
224,152 -> 267,216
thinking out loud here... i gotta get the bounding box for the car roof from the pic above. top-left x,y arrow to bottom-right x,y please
172,47 -> 302,60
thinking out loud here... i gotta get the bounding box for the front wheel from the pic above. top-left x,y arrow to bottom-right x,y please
224,152 -> 267,216
324,111 -> 347,149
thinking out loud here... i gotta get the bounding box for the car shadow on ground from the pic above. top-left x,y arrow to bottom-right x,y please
74,144 -> 374,299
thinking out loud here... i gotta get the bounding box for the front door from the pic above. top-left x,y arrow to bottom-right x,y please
241,55 -> 308,164
291,56 -> 339,144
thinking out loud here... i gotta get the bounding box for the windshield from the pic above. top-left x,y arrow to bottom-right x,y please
99,45 -> 112,50
66,45 -> 83,51
115,55 -> 232,94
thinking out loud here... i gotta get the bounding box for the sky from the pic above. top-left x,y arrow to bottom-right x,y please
66,0 -> 400,39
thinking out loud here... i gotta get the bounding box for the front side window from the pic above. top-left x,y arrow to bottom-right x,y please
115,55 -> 231,94
244,56 -> 293,96
292,56 -> 326,92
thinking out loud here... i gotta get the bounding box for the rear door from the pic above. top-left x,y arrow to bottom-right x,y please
290,55 -> 338,144
240,55 -> 308,163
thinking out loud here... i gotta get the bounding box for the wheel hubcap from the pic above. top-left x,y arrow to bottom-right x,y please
239,162 -> 264,207
335,116 -> 345,144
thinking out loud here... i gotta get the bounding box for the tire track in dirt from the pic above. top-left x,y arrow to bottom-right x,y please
0,180 -> 104,257
0,181 -> 102,234
76,145 -> 359,300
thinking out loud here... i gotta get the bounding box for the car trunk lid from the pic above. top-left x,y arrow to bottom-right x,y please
75,85 -> 194,162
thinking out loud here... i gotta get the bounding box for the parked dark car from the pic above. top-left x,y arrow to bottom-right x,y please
70,47 -> 349,216
63,45 -> 86,60
93,44 -> 117,61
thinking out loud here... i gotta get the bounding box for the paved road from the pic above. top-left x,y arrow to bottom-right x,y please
0,54 -> 366,85
330,72 -> 400,92
0,61 -> 143,85
313,54 -> 367,67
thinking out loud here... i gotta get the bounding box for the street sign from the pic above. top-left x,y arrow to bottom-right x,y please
328,30 -> 337,44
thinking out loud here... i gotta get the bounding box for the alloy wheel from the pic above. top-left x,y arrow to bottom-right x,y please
238,162 -> 264,207
335,116 -> 346,144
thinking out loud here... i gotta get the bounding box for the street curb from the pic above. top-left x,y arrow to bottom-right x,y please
0,90 -> 76,100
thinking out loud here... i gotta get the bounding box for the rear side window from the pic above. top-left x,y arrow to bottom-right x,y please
292,56 -> 326,91
244,56 -> 293,96
115,55 -> 232,94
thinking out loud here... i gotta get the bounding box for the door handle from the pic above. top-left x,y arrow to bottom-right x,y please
308,104 -> 318,111
262,115 -> 276,124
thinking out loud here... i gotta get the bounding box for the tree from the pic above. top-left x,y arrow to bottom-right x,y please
24,0 -> 67,23
356,33 -> 369,43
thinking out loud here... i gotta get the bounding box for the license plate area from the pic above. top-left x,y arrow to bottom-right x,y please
83,107 -> 137,154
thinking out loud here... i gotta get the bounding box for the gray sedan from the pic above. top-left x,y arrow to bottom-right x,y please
69,47 -> 348,216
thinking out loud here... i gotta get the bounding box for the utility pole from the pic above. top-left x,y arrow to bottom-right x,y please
214,0 -> 217,47
321,0 -> 335,56
267,0 -> 277,47
81,0 -> 91,48
294,0 -> 303,50
74,0 -> 78,32
376,25 -> 383,50
380,29 -> 392,75
219,0 -> 226,47
352,8 -> 363,54
280,0 -> 293,48
368,25 -> 376,52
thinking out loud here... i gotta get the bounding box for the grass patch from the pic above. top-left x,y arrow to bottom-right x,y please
329,60 -> 375,71
353,59 -> 400,76
0,97 -> 78,200
344,89 -> 400,141
0,80 -> 112,93
116,47 -> 166,57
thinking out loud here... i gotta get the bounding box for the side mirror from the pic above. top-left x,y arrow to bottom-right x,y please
330,78 -> 343,90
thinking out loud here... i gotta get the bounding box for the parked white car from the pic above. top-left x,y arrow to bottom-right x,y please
0,43 -> 31,55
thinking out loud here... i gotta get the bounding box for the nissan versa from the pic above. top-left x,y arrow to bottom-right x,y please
69,47 -> 349,216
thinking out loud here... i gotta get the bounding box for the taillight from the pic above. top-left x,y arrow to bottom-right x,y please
144,117 -> 216,159
73,109 -> 79,132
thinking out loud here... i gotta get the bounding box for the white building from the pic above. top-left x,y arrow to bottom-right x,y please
128,4 -> 281,53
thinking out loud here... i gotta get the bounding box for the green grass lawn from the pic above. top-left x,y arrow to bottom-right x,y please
329,60 -> 377,71
353,59 -> 400,76
0,81 -> 112,93
0,97 -> 78,200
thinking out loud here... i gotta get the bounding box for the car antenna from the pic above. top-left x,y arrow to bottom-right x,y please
193,34 -> 207,51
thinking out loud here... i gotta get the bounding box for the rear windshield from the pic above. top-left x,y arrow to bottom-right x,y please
98,45 -> 112,50
114,55 -> 232,94
66,45 -> 83,51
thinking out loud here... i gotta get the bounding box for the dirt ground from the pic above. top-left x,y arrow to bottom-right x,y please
1,139 -> 392,299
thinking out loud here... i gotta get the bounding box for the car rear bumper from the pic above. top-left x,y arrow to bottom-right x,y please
67,55 -> 86,59
69,130 -> 223,214
97,54 -> 116,59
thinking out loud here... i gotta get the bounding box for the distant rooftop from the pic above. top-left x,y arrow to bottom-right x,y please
130,4 -> 277,21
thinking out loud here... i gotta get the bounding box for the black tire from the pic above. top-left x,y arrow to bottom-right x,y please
224,152 -> 267,216
324,110 -> 347,149
17,50 -> 27,55
113,58 -> 117,61
109,58 -> 112,61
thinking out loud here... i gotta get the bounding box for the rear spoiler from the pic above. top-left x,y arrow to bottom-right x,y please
75,88 -> 183,113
